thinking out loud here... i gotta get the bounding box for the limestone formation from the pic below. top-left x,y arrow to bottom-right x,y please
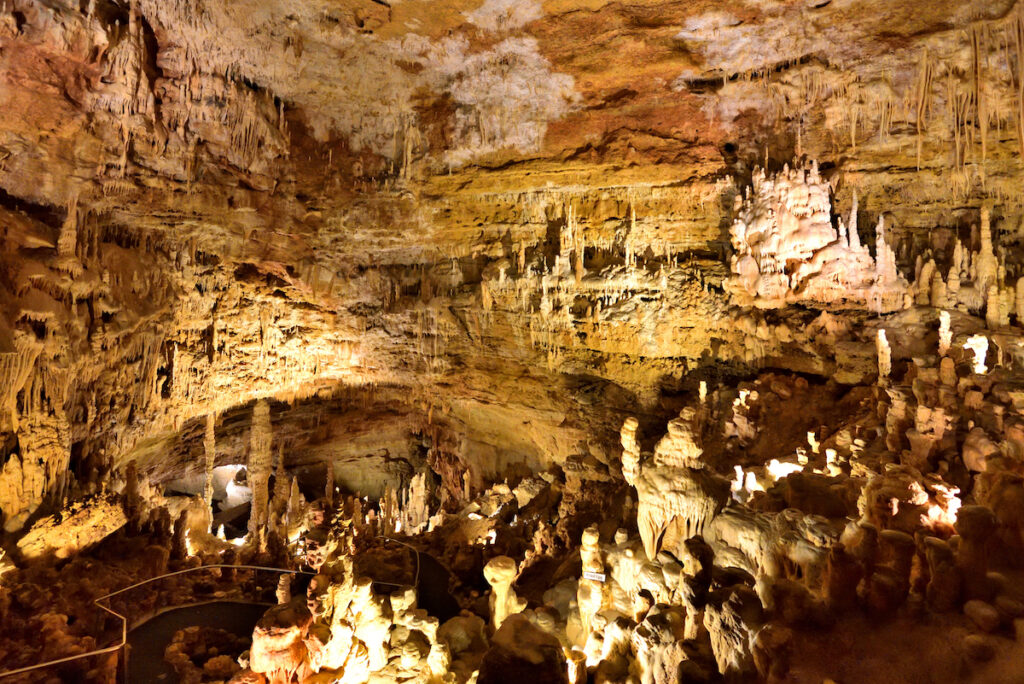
249,399 -> 273,550
939,310 -> 952,357
250,601 -> 314,683
576,524 -> 604,642
726,164 -> 907,312
484,555 -> 527,631
203,413 -> 216,515
623,408 -> 730,560
6,1 -> 1024,682
965,335 -> 989,375
877,329 -> 892,380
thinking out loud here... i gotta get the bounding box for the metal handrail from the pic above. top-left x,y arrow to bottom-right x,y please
383,536 -> 421,588
0,544 -> 426,681
0,564 -> 309,680
95,564 -> 313,603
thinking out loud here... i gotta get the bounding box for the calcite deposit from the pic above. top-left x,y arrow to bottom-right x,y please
6,0 -> 1024,682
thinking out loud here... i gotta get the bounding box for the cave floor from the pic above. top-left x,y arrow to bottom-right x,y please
126,601 -> 268,683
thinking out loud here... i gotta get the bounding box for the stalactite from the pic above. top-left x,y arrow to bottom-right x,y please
1004,8 -> 1024,162
0,341 -> 39,432
57,195 -> 79,258
973,25 -> 989,179
914,49 -> 933,170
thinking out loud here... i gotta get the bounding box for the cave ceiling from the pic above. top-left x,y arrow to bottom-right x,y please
2,0 -> 1024,489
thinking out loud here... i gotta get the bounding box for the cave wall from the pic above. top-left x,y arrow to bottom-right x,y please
2,0 -> 1024,533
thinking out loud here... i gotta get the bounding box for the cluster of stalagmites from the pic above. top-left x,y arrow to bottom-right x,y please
727,162 -> 906,313
7,343 -> 1024,683
11,156 -> 1024,683
237,551 -> 450,684
225,343 -> 1024,682
165,625 -> 248,683
240,308 -> 1024,683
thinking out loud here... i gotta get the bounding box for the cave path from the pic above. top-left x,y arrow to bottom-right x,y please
125,601 -> 269,683
122,551 -> 456,682
413,550 -> 461,622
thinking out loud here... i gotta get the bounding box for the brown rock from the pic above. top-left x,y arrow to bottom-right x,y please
923,536 -> 960,612
964,600 -> 1001,633
478,614 -> 568,684
962,634 -> 996,663
955,506 -> 997,602
995,595 -> 1024,620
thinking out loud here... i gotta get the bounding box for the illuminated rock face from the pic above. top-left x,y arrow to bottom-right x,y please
727,162 -> 907,312
8,1 -> 1024,683
622,408 -> 730,561
250,602 -> 314,682
16,494 -> 126,560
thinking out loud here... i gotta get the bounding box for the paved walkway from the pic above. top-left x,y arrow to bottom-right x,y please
126,601 -> 268,683
122,552 -> 456,682
414,552 -> 460,622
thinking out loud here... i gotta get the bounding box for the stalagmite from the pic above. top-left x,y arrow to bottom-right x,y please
849,191 -> 861,250
938,310 -> 952,357
577,524 -> 604,642
326,459 -> 335,508
986,285 -> 1001,329
277,574 -> 292,604
930,271 -> 947,308
964,335 -> 989,375
977,206 -> 998,296
623,409 -> 730,560
876,329 -> 891,380
484,555 -> 527,630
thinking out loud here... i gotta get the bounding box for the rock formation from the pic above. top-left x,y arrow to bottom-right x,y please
623,407 -> 730,560
4,0 -> 1024,682
727,165 -> 908,312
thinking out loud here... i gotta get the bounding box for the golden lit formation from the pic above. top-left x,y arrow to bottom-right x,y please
6,1 -> 1024,683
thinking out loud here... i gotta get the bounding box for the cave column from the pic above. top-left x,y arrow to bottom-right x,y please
248,399 -> 272,551
203,413 -> 216,522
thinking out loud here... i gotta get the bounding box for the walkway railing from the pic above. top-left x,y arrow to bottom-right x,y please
382,536 -> 421,588
0,542 -> 423,681
0,564 -> 311,682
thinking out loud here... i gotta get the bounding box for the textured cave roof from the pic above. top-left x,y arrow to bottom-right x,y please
3,0 -> 1024,483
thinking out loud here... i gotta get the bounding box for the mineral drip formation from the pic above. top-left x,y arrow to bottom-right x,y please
5,2 -> 1024,683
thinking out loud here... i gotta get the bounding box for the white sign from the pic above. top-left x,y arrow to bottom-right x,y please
582,571 -> 606,582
